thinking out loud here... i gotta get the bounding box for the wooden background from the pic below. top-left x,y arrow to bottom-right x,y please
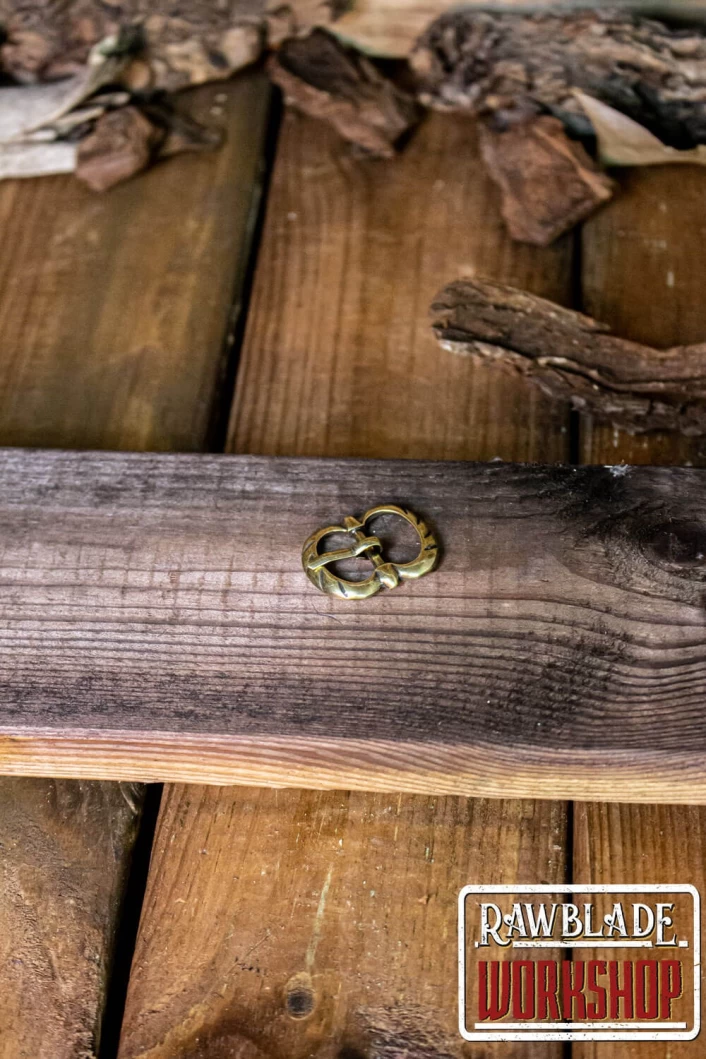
2,453 -> 706,801
1,45 -> 706,1059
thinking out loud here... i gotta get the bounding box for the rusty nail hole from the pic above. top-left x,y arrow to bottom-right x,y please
285,972 -> 315,1019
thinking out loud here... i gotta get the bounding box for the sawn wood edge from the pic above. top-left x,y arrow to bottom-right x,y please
2,729 -> 706,801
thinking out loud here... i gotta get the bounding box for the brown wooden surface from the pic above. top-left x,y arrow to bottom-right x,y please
2,450 -> 706,801
0,76 -> 269,452
576,164 -> 706,1056
0,779 -> 142,1059
230,111 -> 570,462
0,73 -> 271,1059
117,111 -> 575,1059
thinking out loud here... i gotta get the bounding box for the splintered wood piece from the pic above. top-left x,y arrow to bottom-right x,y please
0,450 -> 705,802
413,9 -> 706,147
479,116 -> 614,246
267,29 -> 420,157
431,277 -> 706,434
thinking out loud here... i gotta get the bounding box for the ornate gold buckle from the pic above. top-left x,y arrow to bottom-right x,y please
302,504 -> 439,599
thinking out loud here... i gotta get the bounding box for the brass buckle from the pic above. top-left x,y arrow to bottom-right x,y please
302,504 -> 438,599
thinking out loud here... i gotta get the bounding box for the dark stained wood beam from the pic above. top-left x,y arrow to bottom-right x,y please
1,448 -> 706,801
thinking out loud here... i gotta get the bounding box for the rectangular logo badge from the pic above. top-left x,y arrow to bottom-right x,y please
458,884 -> 700,1042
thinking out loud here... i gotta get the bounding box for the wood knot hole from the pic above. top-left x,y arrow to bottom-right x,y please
285,972 -> 315,1019
643,520 -> 706,571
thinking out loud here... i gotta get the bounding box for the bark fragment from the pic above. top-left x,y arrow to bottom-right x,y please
412,9 -> 706,150
478,115 -> 614,246
75,105 -> 160,191
0,0 -> 265,89
431,278 -> 706,435
268,28 -> 420,157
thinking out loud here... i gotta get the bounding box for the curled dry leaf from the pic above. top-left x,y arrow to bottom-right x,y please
574,90 -> 706,168
479,115 -> 614,246
268,28 -> 420,157
0,35 -> 130,144
431,278 -> 706,436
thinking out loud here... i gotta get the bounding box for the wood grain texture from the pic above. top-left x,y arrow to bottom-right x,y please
581,166 -> 706,467
229,111 -> 572,462
575,165 -> 706,1057
1,451 -> 706,796
119,111 -> 572,1059
0,779 -> 141,1059
121,786 -> 566,1058
0,72 -> 271,1059
6,449 -> 706,799
0,74 -> 270,452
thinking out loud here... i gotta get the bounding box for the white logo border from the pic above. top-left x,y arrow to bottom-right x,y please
458,883 -> 701,1043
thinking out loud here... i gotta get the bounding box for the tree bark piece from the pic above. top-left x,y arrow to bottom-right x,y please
0,0 -> 265,89
431,277 -> 706,434
76,106 -> 160,191
479,115 -> 614,245
412,9 -> 706,150
268,28 -> 419,157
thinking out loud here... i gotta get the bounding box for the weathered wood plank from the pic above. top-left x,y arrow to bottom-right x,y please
580,166 -> 706,467
0,76 -> 270,452
0,779 -> 142,1059
121,786 -> 567,1058
575,165 -> 706,1058
0,73 -> 272,1059
0,449 -> 705,801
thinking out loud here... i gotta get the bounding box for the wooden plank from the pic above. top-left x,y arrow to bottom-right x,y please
121,786 -> 567,1058
0,73 -> 271,1059
576,165 -> 706,1056
1,449 -> 706,800
0,76 -> 270,452
118,111 -> 571,1059
0,779 -> 141,1059
230,111 -> 570,462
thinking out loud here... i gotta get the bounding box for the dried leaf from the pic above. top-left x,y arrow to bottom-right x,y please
0,141 -> 77,179
574,90 -> 706,168
0,35 -> 130,144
